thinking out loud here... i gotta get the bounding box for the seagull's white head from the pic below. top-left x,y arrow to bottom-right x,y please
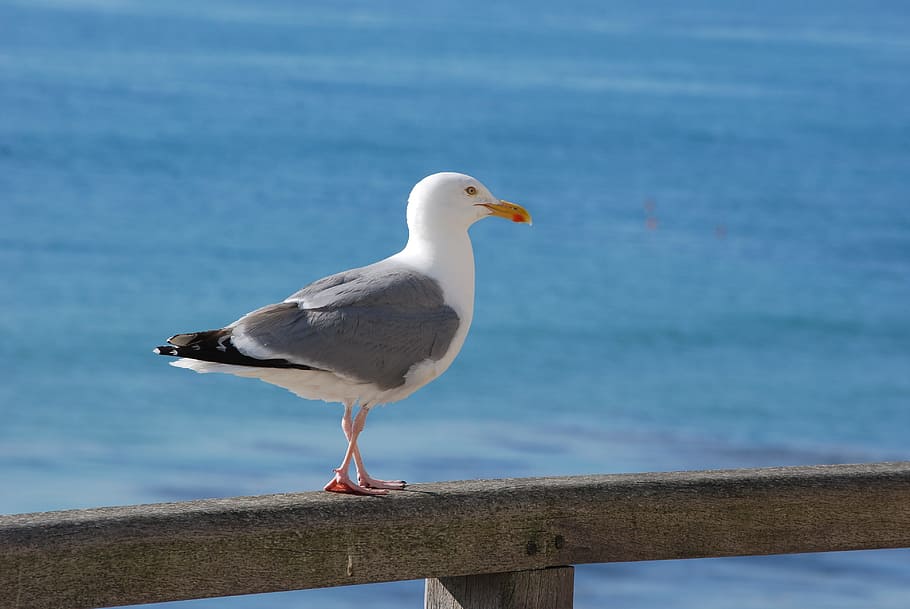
406,172 -> 532,238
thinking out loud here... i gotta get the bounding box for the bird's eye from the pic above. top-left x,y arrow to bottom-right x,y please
465,186 -> 477,196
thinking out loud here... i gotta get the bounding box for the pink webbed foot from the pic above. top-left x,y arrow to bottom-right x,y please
358,473 -> 407,490
323,469 -> 389,496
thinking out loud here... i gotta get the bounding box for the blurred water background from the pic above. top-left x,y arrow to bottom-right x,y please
2,1 -> 909,607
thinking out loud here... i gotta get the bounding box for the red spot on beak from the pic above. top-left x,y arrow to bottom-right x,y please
512,214 -> 525,223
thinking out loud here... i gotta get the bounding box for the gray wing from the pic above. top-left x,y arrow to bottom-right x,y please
231,262 -> 461,390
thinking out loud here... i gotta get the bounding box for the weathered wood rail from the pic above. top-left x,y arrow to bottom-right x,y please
2,462 -> 910,609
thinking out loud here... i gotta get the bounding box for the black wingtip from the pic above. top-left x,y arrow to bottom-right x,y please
154,330 -> 317,371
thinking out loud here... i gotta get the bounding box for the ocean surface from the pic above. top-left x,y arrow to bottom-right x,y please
2,0 -> 909,607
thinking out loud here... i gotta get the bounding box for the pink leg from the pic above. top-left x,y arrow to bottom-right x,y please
324,403 -> 404,494
338,403 -> 406,491
324,404 -> 386,495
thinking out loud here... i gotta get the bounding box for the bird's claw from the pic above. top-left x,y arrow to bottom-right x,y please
358,474 -> 407,490
324,469 -> 389,495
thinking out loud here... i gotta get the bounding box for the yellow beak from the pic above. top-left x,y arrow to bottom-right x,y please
477,200 -> 533,225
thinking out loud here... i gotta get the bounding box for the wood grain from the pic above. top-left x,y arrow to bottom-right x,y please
2,462 -> 910,609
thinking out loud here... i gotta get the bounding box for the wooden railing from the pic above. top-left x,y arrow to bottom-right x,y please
2,462 -> 910,609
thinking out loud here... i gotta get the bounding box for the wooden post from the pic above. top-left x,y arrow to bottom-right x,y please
425,567 -> 574,609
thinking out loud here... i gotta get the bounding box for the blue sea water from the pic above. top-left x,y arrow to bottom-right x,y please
2,0 -> 910,607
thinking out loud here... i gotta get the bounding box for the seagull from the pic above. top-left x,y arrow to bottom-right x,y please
154,172 -> 532,495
